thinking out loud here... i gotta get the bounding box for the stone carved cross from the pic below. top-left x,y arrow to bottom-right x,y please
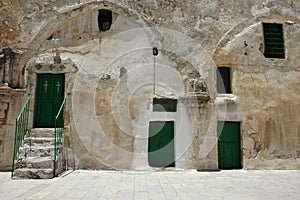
43,80 -> 48,93
56,81 -> 61,93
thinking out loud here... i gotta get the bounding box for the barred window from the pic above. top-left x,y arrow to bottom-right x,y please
263,23 -> 285,59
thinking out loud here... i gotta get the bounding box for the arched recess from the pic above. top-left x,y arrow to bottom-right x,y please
17,0 -> 151,88
19,2 -> 218,99
213,13 -> 300,58
67,26 -> 217,170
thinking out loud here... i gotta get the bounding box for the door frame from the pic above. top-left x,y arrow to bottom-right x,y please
33,73 -> 65,128
148,120 -> 175,168
217,121 -> 243,169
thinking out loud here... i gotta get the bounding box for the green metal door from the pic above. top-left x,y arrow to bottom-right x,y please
148,121 -> 175,167
218,121 -> 242,169
34,74 -> 65,128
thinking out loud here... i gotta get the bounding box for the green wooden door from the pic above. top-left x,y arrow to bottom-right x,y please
34,74 -> 65,128
148,121 -> 175,167
218,121 -> 242,169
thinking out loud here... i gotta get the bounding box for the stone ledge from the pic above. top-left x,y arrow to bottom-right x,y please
215,94 -> 237,104
0,86 -> 26,93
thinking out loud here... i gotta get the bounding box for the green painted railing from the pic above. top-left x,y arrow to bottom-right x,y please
11,94 -> 32,177
53,96 -> 66,177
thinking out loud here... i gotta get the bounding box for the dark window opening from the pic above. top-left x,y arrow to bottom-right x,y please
217,67 -> 231,94
153,98 -> 177,112
263,23 -> 285,59
47,34 -> 53,40
98,9 -> 112,32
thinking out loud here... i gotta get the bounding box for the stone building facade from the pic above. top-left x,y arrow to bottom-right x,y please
0,0 -> 299,171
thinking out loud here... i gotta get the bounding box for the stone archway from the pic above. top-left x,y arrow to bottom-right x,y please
18,0 -> 151,88
213,13 -> 300,57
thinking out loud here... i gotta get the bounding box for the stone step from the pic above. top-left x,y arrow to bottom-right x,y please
21,141 -> 54,149
19,146 -> 54,158
28,128 -> 55,138
24,137 -> 55,146
14,155 -> 64,179
13,168 -> 54,179
13,128 -> 65,179
16,157 -> 53,169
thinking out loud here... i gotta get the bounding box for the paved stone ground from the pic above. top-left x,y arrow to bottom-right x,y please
0,170 -> 299,200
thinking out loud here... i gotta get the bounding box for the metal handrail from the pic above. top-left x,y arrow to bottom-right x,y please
11,94 -> 32,177
53,96 -> 66,177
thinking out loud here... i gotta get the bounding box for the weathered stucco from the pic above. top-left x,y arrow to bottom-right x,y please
0,0 -> 299,170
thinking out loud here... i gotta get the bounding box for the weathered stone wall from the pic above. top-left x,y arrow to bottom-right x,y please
0,89 -> 26,170
214,18 -> 300,169
0,0 -> 299,170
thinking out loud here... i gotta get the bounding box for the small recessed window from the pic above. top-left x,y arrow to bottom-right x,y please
217,67 -> 231,94
98,9 -> 112,32
263,23 -> 285,59
153,98 -> 177,112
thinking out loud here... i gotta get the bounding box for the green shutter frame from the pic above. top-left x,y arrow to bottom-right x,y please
263,23 -> 285,59
148,121 -> 175,167
34,74 -> 65,128
218,121 -> 242,169
153,98 -> 177,112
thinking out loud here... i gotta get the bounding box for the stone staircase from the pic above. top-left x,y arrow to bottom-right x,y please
13,128 -> 65,179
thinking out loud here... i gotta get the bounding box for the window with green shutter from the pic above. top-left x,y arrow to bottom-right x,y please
153,98 -> 177,112
263,23 -> 285,59
217,67 -> 231,94
98,9 -> 112,32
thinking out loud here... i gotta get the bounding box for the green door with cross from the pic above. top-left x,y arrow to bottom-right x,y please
148,121 -> 175,167
34,74 -> 65,128
218,121 -> 242,169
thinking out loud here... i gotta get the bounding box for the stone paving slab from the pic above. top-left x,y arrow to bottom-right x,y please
0,170 -> 299,200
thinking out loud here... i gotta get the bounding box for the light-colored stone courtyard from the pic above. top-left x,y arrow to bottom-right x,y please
0,170 -> 299,200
